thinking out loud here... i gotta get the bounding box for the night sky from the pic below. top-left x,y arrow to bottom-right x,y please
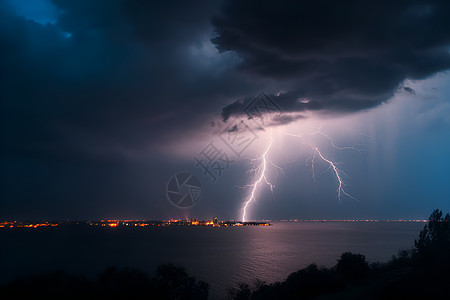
1,0 -> 450,221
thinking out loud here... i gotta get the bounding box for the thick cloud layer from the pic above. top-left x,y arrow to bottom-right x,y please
0,0 -> 247,161
1,0 -> 245,219
1,0 -> 450,220
214,0 -> 450,119
3,0 -> 449,161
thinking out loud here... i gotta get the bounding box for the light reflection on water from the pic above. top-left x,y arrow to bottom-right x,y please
0,221 -> 423,299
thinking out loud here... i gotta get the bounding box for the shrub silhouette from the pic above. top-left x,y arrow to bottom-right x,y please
336,252 -> 369,282
96,267 -> 151,298
0,270 -> 90,299
152,264 -> 209,300
228,264 -> 344,300
280,264 -> 344,299
0,265 -> 208,300
2,209 -> 450,299
227,282 -> 252,300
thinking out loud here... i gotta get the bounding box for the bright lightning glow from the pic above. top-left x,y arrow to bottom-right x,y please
241,125 -> 358,221
284,127 -> 358,202
311,147 -> 357,202
313,125 -> 363,151
241,129 -> 276,222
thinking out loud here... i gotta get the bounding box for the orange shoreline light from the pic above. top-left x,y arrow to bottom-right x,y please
0,219 -> 427,229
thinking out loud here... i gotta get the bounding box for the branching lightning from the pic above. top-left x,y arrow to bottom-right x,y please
241,126 -> 359,221
313,125 -> 363,152
311,146 -> 357,202
284,129 -> 358,202
241,129 -> 277,222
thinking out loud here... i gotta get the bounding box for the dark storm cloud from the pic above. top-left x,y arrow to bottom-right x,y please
1,0 -> 247,162
2,0 -> 450,220
1,0 -> 249,219
221,91 -> 317,122
213,0 -> 450,119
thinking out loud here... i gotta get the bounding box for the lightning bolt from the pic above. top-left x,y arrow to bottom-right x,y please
284,127 -> 358,202
311,147 -> 357,202
313,125 -> 363,151
240,126 -> 358,221
241,129 -> 276,222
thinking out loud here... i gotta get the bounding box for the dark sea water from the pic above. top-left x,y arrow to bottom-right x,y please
0,221 -> 424,299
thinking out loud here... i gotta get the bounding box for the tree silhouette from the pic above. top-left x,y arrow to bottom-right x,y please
0,265 -> 209,300
227,282 -> 252,300
96,267 -> 150,298
2,210 -> 450,299
153,264 -> 209,300
414,209 -> 450,269
336,252 -> 369,282
227,264 -> 344,300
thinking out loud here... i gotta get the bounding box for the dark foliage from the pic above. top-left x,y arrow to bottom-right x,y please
1,209 -> 449,300
0,270 -> 90,299
390,250 -> 413,268
413,209 -> 450,270
152,264 -> 209,300
228,264 -> 344,300
228,209 -> 450,300
336,252 -> 370,282
227,282 -> 253,300
96,267 -> 151,298
0,264 -> 208,300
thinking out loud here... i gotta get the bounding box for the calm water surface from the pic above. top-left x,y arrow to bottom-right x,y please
0,221 -> 424,298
